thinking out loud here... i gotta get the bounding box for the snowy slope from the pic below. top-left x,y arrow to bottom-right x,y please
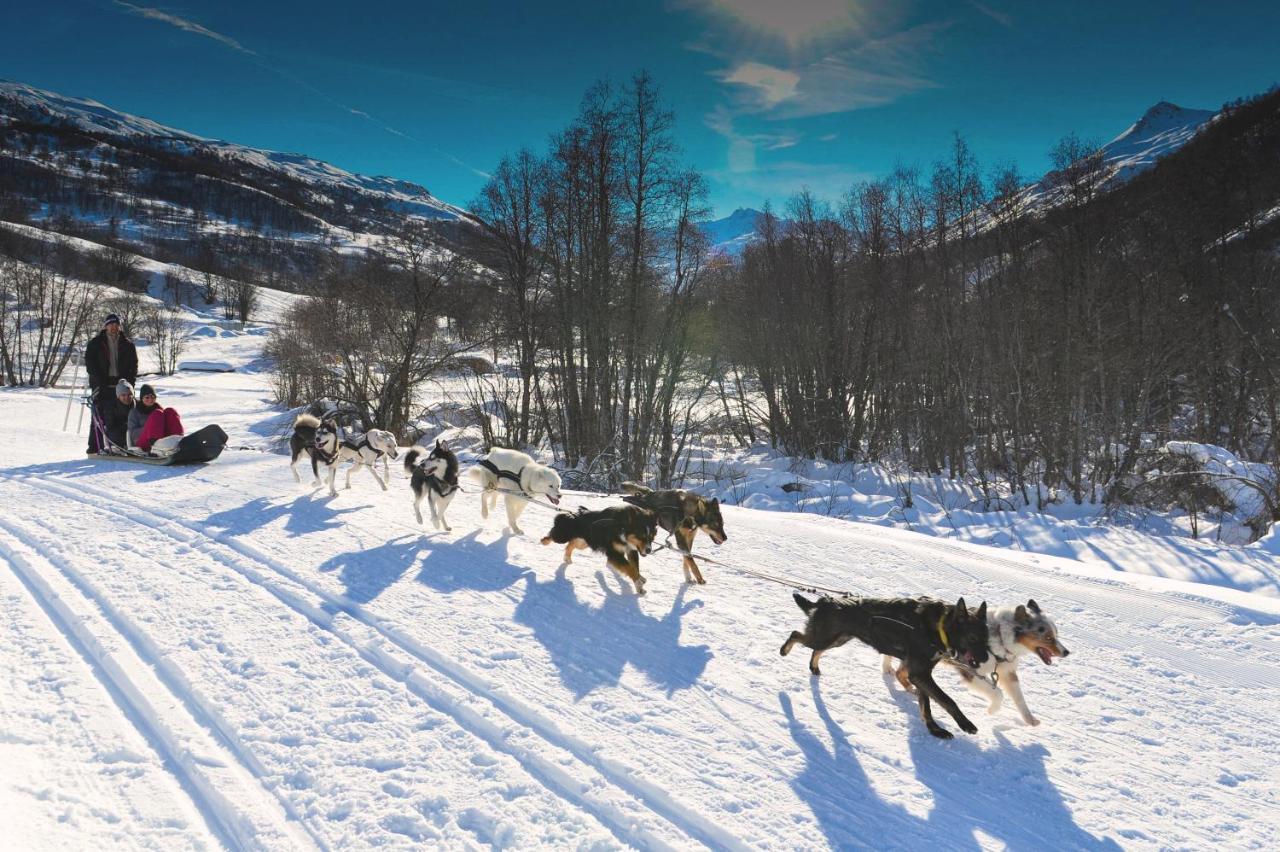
2,324 -> 1279,849
1100,101 -> 1217,181
702,208 -> 766,256
0,81 -> 467,223
1007,101 -> 1217,221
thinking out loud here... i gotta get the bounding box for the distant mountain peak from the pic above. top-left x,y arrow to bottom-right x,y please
1103,100 -> 1216,179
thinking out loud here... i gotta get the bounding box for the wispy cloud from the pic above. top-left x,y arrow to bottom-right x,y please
717,22 -> 943,119
113,2 -> 256,55
707,159 -> 872,207
706,106 -> 801,175
697,0 -> 865,47
110,2 -> 489,179
968,1 -> 1014,29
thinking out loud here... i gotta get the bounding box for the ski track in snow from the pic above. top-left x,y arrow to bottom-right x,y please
4,472 -> 736,851
3,318 -> 1280,849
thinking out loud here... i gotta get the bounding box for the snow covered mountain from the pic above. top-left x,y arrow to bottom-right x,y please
701,207 -> 766,255
1101,100 -> 1217,181
0,81 -> 475,289
0,80 -> 467,223
1009,100 -> 1217,220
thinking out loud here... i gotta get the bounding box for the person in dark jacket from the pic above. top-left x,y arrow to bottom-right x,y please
85,314 -> 139,453
94,379 -> 135,452
128,383 -> 184,452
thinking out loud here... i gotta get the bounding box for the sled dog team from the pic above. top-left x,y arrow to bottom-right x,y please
290,413 -> 1070,740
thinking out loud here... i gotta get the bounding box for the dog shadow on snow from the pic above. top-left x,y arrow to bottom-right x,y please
414,530 -> 527,594
513,565 -> 712,700
316,531 -> 526,606
317,534 -> 426,605
780,679 -> 1120,850
205,495 -> 368,538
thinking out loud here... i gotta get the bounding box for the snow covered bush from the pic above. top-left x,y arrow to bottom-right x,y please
1108,442 -> 1278,543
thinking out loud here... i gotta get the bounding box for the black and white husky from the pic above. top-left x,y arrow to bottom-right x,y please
405,440 -> 459,531
883,598 -> 1069,727
290,413 -> 340,487
332,429 -> 399,496
467,447 -> 562,535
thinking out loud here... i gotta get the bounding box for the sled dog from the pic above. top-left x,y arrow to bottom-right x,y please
405,440 -> 459,531
468,447 -> 562,535
330,429 -> 399,495
289,412 -> 340,487
885,598 -> 1069,727
621,482 -> 727,585
781,594 -> 990,739
541,505 -> 659,595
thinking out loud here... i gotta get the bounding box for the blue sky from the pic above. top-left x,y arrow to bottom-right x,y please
4,1 -> 1279,217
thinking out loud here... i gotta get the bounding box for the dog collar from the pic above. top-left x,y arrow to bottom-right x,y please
936,614 -> 950,651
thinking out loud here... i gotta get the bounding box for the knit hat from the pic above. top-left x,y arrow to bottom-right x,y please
104,313 -> 121,328
115,378 -> 134,397
139,383 -> 156,399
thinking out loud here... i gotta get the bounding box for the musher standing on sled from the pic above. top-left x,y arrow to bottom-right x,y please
85,313 -> 138,453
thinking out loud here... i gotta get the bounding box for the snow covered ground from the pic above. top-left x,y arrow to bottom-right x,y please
2,317 -> 1279,850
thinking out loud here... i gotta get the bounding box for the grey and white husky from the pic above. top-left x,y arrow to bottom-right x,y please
405,440 -> 459,531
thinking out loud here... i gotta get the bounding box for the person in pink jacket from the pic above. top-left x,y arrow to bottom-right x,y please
128,384 -> 185,452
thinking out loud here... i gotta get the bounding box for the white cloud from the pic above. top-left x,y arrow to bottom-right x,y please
699,0 -> 864,47
708,159 -> 872,206
705,106 -> 802,177
113,2 -> 256,55
721,62 -> 800,108
968,1 -> 1014,29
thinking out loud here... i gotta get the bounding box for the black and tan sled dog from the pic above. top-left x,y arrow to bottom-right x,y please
620,482 -> 727,585
781,594 -> 990,739
541,506 -> 659,595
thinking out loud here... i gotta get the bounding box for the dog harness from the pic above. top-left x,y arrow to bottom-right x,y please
342,434 -> 386,458
936,614 -> 951,651
477,457 -> 525,489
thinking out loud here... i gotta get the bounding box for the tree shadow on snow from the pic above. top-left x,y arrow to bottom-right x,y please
413,530 -> 526,594
513,565 -> 712,699
317,534 -> 424,605
780,678 -> 1120,850
204,495 -> 367,538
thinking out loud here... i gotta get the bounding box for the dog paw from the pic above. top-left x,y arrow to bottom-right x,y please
1023,715 -> 1040,727
959,719 -> 978,735
927,724 -> 954,740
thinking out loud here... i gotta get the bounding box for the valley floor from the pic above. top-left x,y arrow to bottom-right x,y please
1,323 -> 1278,850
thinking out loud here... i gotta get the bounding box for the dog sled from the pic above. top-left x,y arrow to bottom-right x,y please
85,395 -> 227,466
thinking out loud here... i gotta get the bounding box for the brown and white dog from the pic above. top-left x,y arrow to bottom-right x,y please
883,598 -> 1069,727
620,482 -> 727,584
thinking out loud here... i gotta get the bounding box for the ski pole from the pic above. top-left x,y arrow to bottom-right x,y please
62,352 -> 81,432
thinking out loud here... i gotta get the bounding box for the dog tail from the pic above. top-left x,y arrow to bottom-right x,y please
404,446 -> 426,473
544,513 -> 578,544
793,593 -> 818,614
620,481 -> 651,496
294,412 -> 320,430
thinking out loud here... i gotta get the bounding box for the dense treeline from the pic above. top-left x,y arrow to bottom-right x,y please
719,92 -> 1280,506
464,83 -> 1280,500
